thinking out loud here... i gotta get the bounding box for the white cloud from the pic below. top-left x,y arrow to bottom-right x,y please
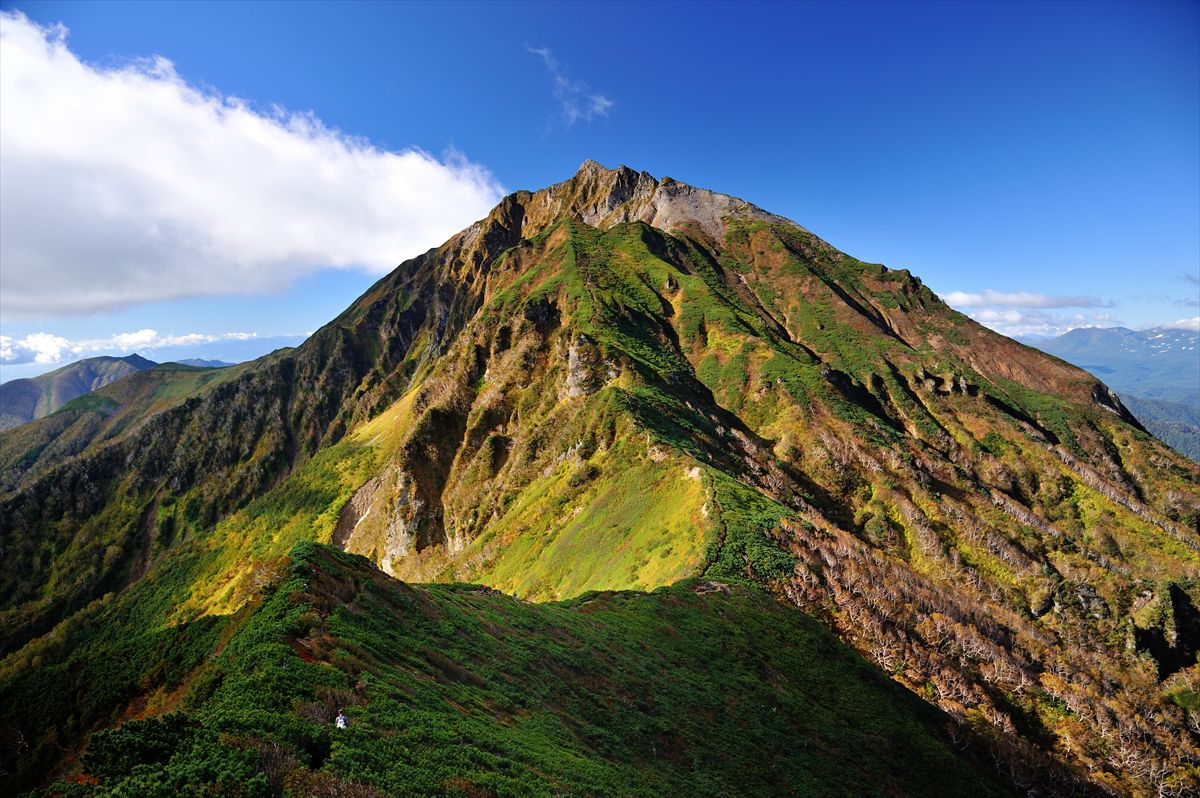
0,329 -> 260,365
941,287 -> 1121,338
0,12 -> 505,318
941,289 -> 1105,309
0,332 -> 72,364
1162,316 -> 1200,332
961,309 -> 1122,339
528,46 -> 613,128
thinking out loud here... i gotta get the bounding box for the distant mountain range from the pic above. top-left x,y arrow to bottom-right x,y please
0,354 -> 157,430
0,354 -> 233,431
175,358 -> 234,368
1034,326 -> 1200,460
1035,326 -> 1198,404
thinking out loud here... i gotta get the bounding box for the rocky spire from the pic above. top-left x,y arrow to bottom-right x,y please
506,159 -> 796,241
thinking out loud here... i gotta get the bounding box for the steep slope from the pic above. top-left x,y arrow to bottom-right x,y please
1,162 -> 1198,796
14,543 -> 1013,797
0,354 -> 156,430
0,360 -> 264,496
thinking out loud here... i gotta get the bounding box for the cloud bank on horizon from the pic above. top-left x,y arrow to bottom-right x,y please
0,328 -> 264,365
940,287 -> 1200,338
941,290 -> 1109,310
0,11 -> 505,319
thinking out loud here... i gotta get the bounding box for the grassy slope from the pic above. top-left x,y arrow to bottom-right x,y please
147,215 -> 1198,794
0,356 -> 157,430
25,544 -> 1012,798
0,362 -> 257,494
2,168 -> 1198,795
0,362 -> 266,657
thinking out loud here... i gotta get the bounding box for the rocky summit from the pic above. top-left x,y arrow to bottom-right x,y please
1,162 -> 1198,797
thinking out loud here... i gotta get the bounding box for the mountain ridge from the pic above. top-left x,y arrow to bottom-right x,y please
7,541 -> 1013,797
2,162 -> 1198,795
0,353 -> 158,430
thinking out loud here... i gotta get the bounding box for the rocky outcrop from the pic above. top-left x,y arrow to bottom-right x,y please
561,334 -> 617,399
3,161 -> 1198,796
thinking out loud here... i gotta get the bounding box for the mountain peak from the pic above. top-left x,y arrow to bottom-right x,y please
121,353 -> 157,369
573,158 -> 640,178
575,158 -> 616,175
6,164 -> 1198,797
498,161 -> 796,242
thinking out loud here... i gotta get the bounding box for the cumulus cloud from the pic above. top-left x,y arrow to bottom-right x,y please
1162,316 -> 1200,332
528,46 -> 613,128
941,289 -> 1107,309
0,333 -> 73,365
0,12 -> 505,318
0,329 -> 261,365
957,308 -> 1122,339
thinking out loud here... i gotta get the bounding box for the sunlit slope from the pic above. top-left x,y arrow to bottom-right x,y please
1,162 -> 1198,794
16,543 -> 1014,797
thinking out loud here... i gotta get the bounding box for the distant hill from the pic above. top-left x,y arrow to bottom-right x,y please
1119,395 -> 1200,462
0,359 -> 257,495
0,354 -> 157,430
174,358 -> 234,368
1035,326 -> 1200,460
1036,326 -> 1199,405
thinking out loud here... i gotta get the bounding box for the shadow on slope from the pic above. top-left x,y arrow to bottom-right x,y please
14,543 -> 1013,798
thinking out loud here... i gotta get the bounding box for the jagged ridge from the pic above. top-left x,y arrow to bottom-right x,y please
1,162 -> 1198,796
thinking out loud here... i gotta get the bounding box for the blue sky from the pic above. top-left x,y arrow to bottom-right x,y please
1,0 -> 1197,381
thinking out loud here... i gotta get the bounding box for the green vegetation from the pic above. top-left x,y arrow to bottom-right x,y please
0,354 -> 156,431
703,472 -> 795,582
1120,394 -> 1200,462
3,163 -> 1198,797
26,544 -> 1010,798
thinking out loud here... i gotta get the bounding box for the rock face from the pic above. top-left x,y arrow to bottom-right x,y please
533,159 -> 790,240
561,334 -> 616,399
333,465 -> 426,574
1,162 -> 1198,796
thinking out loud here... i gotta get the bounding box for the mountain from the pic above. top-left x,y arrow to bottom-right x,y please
1119,395 -> 1200,463
0,353 -> 157,430
174,358 -> 234,368
1037,326 -> 1199,406
2,162 -> 1198,796
1036,326 -> 1200,460
0,360 -> 259,496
